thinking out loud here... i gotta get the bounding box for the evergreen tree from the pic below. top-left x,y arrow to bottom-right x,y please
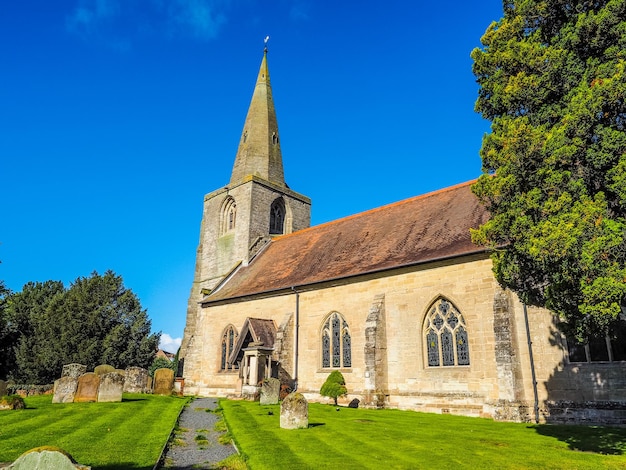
8,271 -> 159,383
471,0 -> 626,339
320,370 -> 348,406
0,279 -> 12,380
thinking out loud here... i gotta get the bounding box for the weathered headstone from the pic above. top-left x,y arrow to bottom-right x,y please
52,376 -> 78,404
260,377 -> 280,405
153,368 -> 174,395
348,398 -> 360,408
0,379 -> 6,397
0,395 -> 25,410
61,364 -> 87,379
8,446 -> 90,469
280,392 -> 308,429
124,367 -> 149,393
94,364 -> 115,376
97,372 -> 124,402
74,373 -> 100,403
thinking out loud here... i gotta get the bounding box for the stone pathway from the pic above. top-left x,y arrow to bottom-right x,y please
159,397 -> 237,470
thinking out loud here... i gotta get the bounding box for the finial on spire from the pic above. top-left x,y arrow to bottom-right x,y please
264,35 -> 270,52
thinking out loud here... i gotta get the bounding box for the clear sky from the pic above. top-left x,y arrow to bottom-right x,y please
1,1 -> 504,352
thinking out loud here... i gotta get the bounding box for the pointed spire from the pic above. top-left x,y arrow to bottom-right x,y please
229,46 -> 285,187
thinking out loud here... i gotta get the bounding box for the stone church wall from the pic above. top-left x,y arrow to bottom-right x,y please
184,254 -> 626,424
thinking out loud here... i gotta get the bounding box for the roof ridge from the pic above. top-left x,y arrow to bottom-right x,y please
273,179 -> 478,241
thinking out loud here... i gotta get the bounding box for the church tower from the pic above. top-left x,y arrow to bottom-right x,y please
180,48 -> 311,365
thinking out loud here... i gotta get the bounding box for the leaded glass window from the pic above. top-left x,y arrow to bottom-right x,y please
220,325 -> 239,371
423,298 -> 470,367
321,312 -> 351,369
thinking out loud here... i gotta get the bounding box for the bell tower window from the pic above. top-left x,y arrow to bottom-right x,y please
220,197 -> 237,235
270,198 -> 285,235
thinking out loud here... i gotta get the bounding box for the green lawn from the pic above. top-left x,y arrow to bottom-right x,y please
0,394 -> 189,470
221,400 -> 626,470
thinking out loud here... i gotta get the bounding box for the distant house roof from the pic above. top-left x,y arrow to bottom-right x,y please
205,180 -> 489,304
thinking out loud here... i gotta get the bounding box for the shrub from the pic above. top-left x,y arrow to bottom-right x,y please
320,371 -> 347,406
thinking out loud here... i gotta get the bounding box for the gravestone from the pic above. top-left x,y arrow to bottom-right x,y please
94,364 -> 115,376
153,368 -> 174,395
97,372 -> 124,402
62,364 -> 87,379
124,367 -> 149,393
280,392 -> 308,429
260,377 -> 280,405
7,446 -> 90,469
0,379 -> 6,397
74,373 -> 100,403
52,376 -> 78,404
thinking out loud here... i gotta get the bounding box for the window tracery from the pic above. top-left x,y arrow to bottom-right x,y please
321,312 -> 351,368
220,325 -> 238,371
424,298 -> 470,367
220,197 -> 237,235
269,198 -> 285,235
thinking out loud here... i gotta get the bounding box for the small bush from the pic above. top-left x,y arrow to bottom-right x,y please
320,371 -> 347,406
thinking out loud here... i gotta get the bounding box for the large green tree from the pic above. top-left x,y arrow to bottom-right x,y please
0,279 -> 13,380
471,0 -> 626,339
6,271 -> 159,383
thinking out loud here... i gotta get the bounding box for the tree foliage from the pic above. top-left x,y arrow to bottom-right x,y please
320,370 -> 348,405
3,271 -> 159,383
149,357 -> 177,378
471,0 -> 626,338
0,279 -> 13,380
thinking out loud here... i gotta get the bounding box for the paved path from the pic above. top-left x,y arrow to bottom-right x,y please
159,397 -> 237,470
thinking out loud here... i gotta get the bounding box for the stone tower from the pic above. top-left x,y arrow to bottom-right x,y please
180,49 -> 311,367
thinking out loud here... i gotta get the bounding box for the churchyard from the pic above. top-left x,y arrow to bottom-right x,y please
2,390 -> 626,469
0,394 -> 188,469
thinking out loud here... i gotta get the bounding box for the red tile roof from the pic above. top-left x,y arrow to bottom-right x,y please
205,180 -> 489,303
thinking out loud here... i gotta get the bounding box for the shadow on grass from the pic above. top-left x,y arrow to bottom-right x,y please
308,422 -> 325,427
121,397 -> 148,402
531,424 -> 626,455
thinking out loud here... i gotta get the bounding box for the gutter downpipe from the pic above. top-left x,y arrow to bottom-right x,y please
523,302 -> 540,423
291,286 -> 300,391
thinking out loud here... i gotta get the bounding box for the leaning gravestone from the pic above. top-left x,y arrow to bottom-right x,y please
97,372 -> 124,403
260,377 -> 280,405
62,364 -> 87,379
280,392 -> 308,429
153,368 -> 174,395
0,379 -> 6,397
74,373 -> 100,403
124,367 -> 149,393
94,364 -> 115,376
8,446 -> 90,469
52,376 -> 78,404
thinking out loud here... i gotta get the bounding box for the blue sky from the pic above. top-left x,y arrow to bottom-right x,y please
1,1 -> 504,352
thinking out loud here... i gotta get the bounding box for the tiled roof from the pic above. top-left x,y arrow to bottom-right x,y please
206,180 -> 489,303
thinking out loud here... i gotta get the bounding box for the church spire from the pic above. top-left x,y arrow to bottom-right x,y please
229,45 -> 285,187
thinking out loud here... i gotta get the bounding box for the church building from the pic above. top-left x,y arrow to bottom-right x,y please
179,49 -> 626,425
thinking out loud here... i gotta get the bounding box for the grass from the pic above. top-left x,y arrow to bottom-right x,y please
0,393 -> 190,470
221,400 -> 626,470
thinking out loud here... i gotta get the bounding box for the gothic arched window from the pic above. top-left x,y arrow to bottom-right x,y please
220,197 -> 237,235
321,312 -> 351,369
220,325 -> 239,371
269,198 -> 285,235
424,298 -> 470,367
